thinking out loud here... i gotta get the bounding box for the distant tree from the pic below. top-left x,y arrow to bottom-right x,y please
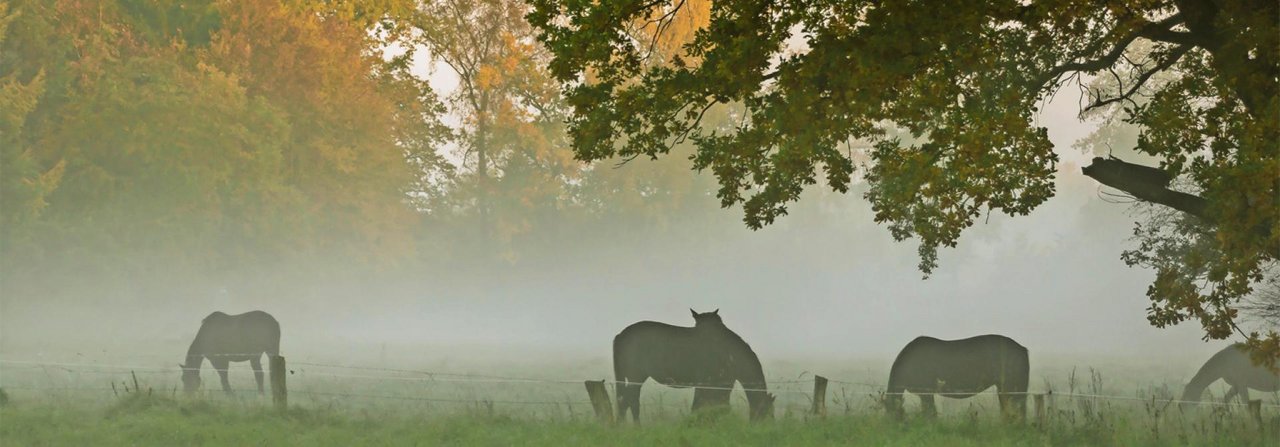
0,1 -> 62,244
0,0 -> 448,284
412,0 -> 583,260
1241,274 -> 1280,329
528,1 -> 1279,362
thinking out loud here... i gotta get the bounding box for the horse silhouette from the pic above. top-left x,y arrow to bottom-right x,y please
613,309 -> 775,422
180,311 -> 280,395
884,334 -> 1029,419
1181,343 -> 1280,406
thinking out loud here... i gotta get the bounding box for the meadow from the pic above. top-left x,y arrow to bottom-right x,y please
1,349 -> 1277,446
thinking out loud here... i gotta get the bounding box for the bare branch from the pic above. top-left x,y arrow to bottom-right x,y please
642,0 -> 688,62
1037,13 -> 1187,89
673,100 -> 716,145
612,152 -> 642,168
1085,45 -> 1191,112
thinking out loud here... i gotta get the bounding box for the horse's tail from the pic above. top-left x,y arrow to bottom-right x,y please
884,343 -> 913,417
612,334 -> 629,418
268,319 -> 281,358
1002,342 -> 1031,420
1007,342 -> 1030,392
258,312 -> 281,358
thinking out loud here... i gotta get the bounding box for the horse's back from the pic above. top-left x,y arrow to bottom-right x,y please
202,311 -> 230,323
613,321 -> 744,386
204,310 -> 278,328
902,334 -> 1025,358
195,310 -> 280,357
1214,344 -> 1280,391
891,334 -> 1028,392
614,321 -> 693,349
616,320 -> 684,336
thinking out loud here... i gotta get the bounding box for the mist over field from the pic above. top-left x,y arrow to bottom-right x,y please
0,93 -> 1229,376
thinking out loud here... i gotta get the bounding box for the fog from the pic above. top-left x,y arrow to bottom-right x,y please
0,83 -> 1231,390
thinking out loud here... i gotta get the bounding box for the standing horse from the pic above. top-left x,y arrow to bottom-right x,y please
884,334 -> 1029,420
613,309 -> 775,422
180,311 -> 280,395
1181,343 -> 1280,406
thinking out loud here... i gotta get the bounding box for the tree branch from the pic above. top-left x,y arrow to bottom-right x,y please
1081,157 -> 1207,218
1037,13 -> 1187,89
1084,45 -> 1192,112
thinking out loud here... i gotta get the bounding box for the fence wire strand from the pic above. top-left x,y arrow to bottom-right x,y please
3,358 -> 1278,409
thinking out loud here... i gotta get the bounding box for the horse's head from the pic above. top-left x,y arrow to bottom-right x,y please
748,391 -> 776,421
1178,383 -> 1203,411
179,364 -> 201,393
689,308 -> 724,328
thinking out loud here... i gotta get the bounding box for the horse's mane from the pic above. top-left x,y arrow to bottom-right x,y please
705,325 -> 765,384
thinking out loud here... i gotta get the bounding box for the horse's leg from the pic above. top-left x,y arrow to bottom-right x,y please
627,383 -> 643,423
996,391 -> 1008,418
213,360 -> 232,395
919,393 -> 937,419
615,379 -> 628,422
1011,392 -> 1028,422
996,390 -> 1024,422
250,356 -> 265,395
994,385 -> 1013,421
1223,385 -> 1240,404
1236,386 -> 1251,404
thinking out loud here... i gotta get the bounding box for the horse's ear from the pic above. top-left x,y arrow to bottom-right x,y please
712,309 -> 719,315
690,308 -> 698,318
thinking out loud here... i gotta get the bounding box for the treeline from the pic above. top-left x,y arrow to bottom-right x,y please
0,0 -> 733,302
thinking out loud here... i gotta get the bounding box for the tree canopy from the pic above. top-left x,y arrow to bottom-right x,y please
0,0 -> 731,303
0,0 -> 447,286
528,1 -> 1279,360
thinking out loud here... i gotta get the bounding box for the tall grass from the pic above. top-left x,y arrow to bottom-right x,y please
1,386 -> 1276,446
1,356 -> 1278,446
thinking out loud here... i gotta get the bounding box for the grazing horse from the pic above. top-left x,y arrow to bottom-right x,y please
884,334 -> 1029,420
1181,344 -> 1280,406
180,311 -> 280,395
613,309 -> 775,422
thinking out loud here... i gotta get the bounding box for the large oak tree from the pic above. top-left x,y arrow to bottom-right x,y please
528,1 -> 1279,361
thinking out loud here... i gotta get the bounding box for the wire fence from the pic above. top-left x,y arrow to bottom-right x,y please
3,357 -> 1278,412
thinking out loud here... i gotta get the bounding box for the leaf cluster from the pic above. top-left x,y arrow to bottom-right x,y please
529,0 -> 1279,352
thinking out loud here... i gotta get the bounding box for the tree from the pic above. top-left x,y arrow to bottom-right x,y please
528,1 -> 1279,362
0,1 -> 61,245
413,0 -> 582,260
0,0 -> 448,295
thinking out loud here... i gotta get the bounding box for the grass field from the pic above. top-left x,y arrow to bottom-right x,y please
1,353 -> 1278,446
1,391 -> 1277,446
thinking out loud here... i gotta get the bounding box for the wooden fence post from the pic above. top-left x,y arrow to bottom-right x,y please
270,355 -> 287,411
1249,399 -> 1262,427
1034,394 -> 1046,427
812,375 -> 828,417
1046,390 -> 1055,426
584,380 -> 614,424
